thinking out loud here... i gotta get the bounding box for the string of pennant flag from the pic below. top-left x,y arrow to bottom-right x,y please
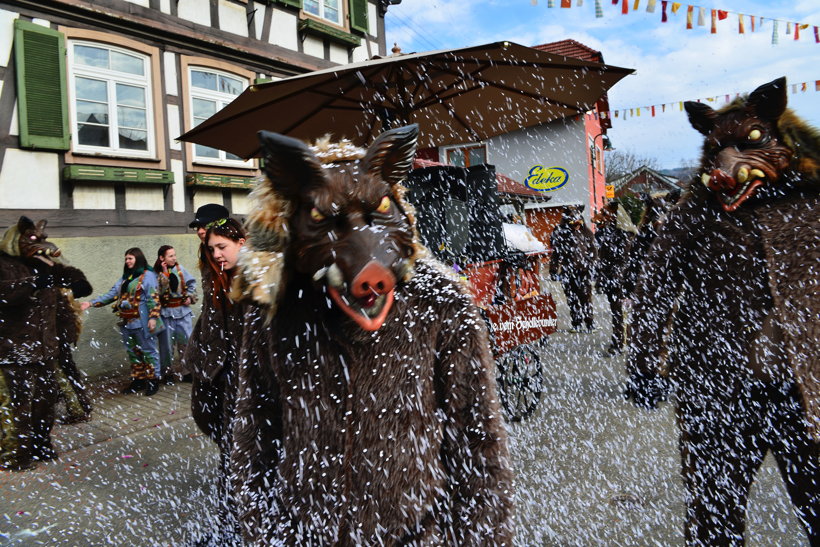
537,0 -> 820,45
588,79 -> 820,122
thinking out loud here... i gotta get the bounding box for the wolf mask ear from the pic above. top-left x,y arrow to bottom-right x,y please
747,76 -> 787,122
362,124 -> 419,186
684,101 -> 717,136
17,216 -> 35,232
258,130 -> 326,200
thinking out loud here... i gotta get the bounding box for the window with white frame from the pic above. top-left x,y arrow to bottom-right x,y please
189,68 -> 250,166
442,143 -> 487,168
304,0 -> 343,26
68,42 -> 154,157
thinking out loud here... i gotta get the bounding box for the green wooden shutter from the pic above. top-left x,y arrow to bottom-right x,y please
274,0 -> 302,8
349,0 -> 368,34
14,20 -> 69,150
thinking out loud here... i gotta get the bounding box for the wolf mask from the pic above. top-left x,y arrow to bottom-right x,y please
685,76 -> 820,212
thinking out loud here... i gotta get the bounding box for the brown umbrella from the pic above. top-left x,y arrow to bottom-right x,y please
178,40 -> 633,157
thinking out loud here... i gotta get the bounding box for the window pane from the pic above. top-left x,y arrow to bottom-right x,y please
76,100 -> 109,124
78,124 -> 110,147
191,70 -> 217,91
111,51 -> 144,76
117,106 -> 147,129
468,147 -> 486,166
116,84 -> 146,108
119,128 -> 147,150
226,152 -> 243,161
195,144 -> 219,158
219,75 -> 243,96
75,77 -> 108,102
304,0 -> 320,16
448,149 -> 465,167
324,0 -> 340,23
192,98 -> 217,121
75,45 -> 109,68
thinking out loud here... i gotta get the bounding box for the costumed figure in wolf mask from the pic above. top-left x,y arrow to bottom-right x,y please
0,217 -> 92,470
625,77 -> 820,545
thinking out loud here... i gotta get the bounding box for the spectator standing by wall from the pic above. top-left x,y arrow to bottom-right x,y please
549,207 -> 597,332
154,245 -> 196,382
81,248 -> 163,396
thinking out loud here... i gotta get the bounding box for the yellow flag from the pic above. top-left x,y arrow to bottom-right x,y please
671,2 -> 681,14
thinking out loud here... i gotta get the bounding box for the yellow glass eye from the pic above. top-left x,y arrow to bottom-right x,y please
310,207 -> 326,222
376,196 -> 391,214
748,129 -> 762,141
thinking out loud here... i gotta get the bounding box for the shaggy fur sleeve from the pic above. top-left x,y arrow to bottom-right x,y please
628,200 -> 694,377
230,303 -> 283,544
435,295 -> 515,545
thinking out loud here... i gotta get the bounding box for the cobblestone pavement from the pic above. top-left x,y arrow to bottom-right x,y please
0,291 -> 808,546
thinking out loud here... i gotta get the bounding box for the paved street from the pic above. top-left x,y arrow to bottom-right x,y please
0,293 -> 808,546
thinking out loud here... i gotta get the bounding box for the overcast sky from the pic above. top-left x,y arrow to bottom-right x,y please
384,0 -> 820,169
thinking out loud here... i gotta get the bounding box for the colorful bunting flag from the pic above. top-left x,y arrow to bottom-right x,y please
738,14 -> 745,34
633,0 -> 640,10
646,0 -> 656,13
710,9 -> 716,34
671,2 -> 681,14
717,10 -> 727,21
751,15 -> 755,32
773,20 -> 779,44
595,0 -> 604,17
622,0 -> 629,14
697,7 -> 705,26
561,0 -> 572,7
686,5 -> 693,29
661,1 -> 668,22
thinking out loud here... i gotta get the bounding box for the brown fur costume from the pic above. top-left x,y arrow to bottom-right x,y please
0,217 -> 92,469
626,77 -> 820,545
228,126 -> 515,545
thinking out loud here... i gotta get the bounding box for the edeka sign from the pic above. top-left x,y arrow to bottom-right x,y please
524,165 -> 569,192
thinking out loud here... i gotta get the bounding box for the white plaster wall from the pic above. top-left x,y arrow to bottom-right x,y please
302,35 -> 324,59
193,189 -> 224,210
351,44 -> 368,63
177,0 -> 211,27
368,1 -> 377,36
73,184 -> 116,209
253,1 -> 265,40
167,104 -> 181,150
9,99 -> 17,136
270,9 -> 298,51
218,0 -> 248,37
231,190 -> 251,214
0,149 -> 60,209
124,0 -> 150,7
163,51 -> 178,96
160,0 -> 171,14
0,9 -> 18,68
125,185 -> 165,210
171,159 -> 185,212
329,43 -> 348,64
487,118 -> 590,214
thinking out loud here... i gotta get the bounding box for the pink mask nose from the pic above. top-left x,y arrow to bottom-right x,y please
350,260 -> 396,299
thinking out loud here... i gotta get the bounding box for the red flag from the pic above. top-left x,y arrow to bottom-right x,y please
717,10 -> 727,20
613,0 -> 618,4
661,1 -> 668,22
815,80 -> 820,91
815,26 -> 820,43
561,0 -> 572,7
686,5 -> 693,29
651,105 -> 656,117
794,23 -> 800,40
751,15 -> 755,32
622,0 -> 628,14
710,9 -> 716,33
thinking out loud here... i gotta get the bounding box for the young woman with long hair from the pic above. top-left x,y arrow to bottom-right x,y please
81,248 -> 164,395
154,245 -> 197,382
182,217 -> 246,543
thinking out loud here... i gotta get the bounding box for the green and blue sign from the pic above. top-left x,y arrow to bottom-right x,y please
524,165 -> 569,192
